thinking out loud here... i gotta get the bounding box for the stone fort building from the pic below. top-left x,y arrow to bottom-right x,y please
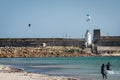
0,38 -> 85,47
93,29 -> 120,53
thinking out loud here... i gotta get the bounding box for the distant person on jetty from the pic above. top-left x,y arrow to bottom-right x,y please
106,62 -> 111,70
101,64 -> 107,79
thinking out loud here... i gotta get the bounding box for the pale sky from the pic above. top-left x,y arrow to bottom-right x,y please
0,0 -> 120,38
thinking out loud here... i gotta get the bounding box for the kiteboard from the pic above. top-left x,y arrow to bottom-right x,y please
106,70 -> 114,74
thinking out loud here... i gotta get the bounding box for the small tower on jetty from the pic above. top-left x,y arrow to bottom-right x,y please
93,29 -> 101,42
85,30 -> 92,48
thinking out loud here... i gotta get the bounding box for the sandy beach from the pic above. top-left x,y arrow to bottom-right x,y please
0,65 -> 80,80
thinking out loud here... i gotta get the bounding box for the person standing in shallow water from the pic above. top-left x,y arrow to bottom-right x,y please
101,64 -> 107,79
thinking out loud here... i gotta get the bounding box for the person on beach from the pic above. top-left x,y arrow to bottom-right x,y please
106,62 -> 111,70
101,64 -> 107,79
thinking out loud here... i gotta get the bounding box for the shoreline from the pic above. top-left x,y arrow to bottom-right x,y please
0,65 -> 80,80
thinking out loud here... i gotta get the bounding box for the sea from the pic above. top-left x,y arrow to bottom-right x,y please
0,56 -> 120,80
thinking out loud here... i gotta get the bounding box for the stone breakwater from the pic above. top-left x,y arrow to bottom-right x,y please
0,47 -> 93,58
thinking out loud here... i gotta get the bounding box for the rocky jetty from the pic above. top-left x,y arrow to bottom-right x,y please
0,47 -> 93,58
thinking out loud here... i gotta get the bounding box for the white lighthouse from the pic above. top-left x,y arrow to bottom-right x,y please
85,30 -> 92,48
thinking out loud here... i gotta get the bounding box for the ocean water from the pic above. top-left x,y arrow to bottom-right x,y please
0,56 -> 120,80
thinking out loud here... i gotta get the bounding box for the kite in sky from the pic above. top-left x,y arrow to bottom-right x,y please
86,14 -> 91,22
28,24 -> 31,27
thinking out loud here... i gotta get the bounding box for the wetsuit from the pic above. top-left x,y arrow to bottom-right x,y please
106,62 -> 111,70
101,64 -> 107,79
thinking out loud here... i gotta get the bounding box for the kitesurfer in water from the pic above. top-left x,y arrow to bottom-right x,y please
106,62 -> 111,70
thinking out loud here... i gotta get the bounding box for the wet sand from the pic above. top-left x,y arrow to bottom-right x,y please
0,65 -> 85,80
